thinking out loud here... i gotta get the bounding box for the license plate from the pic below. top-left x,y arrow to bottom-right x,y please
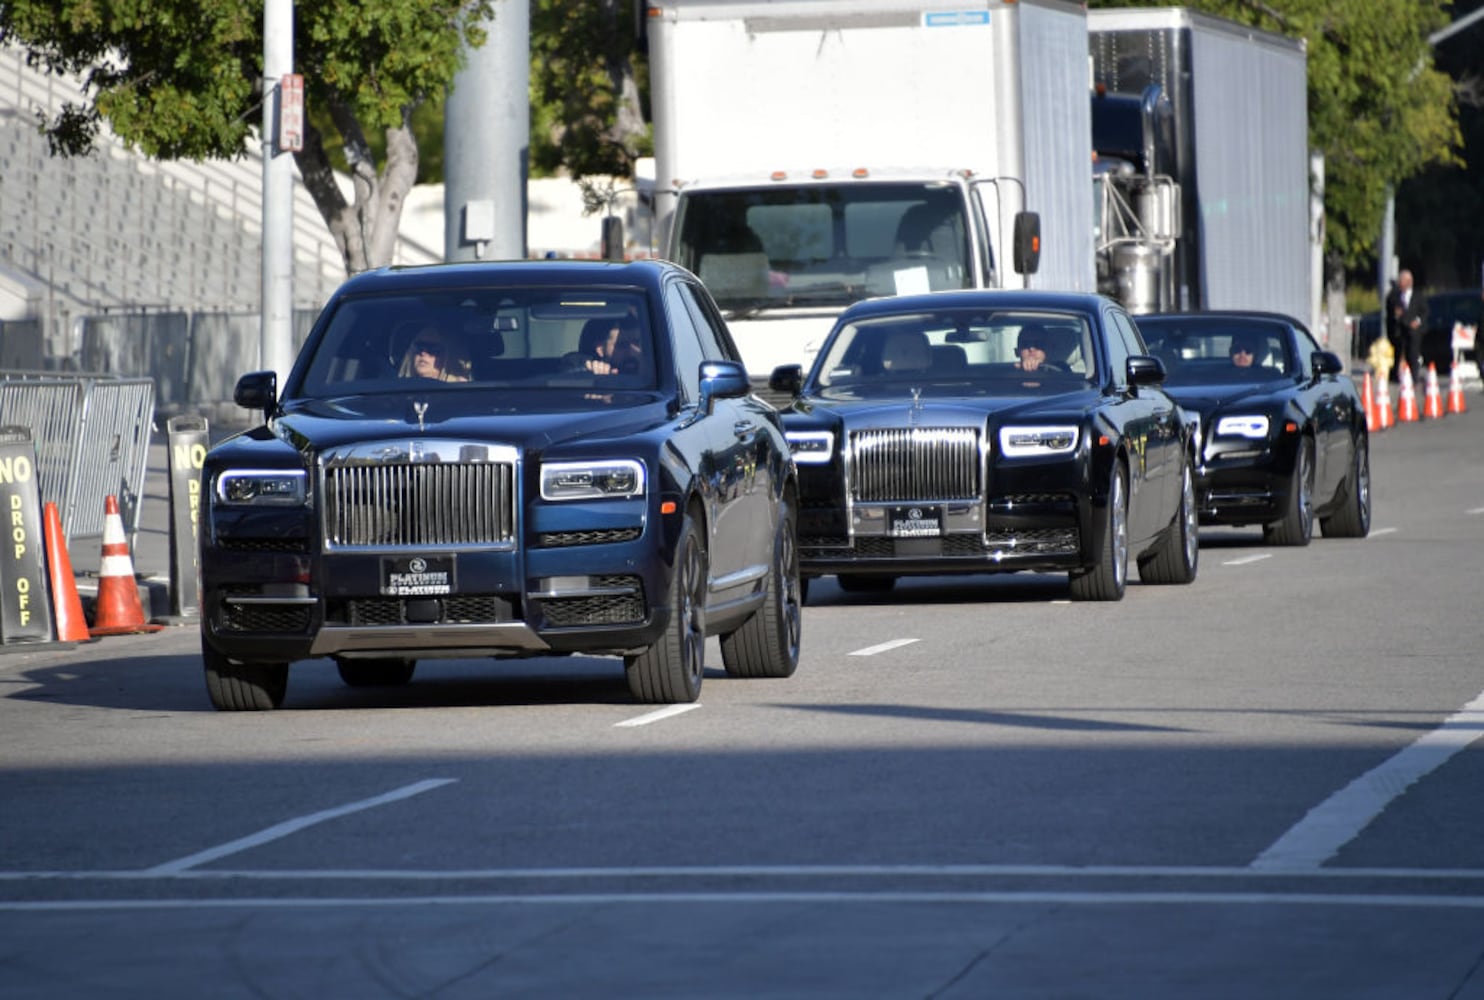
888,505 -> 943,538
380,555 -> 455,596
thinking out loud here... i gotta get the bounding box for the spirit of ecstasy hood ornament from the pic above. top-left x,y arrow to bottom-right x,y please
413,400 -> 429,433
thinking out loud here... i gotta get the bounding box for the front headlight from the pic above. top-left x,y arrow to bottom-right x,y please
1214,415 -> 1270,439
998,425 -> 1079,458
785,430 -> 834,464
541,459 -> 645,501
215,469 -> 307,506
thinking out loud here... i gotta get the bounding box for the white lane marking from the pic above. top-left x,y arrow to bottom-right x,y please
141,779 -> 457,876
1251,687 -> 1484,872
614,704 -> 701,728
1367,527 -> 1398,538
4,890 -> 1484,912
849,638 -> 919,657
1468,507 -> 1484,516
8,862 -> 1484,882
1222,554 -> 1272,567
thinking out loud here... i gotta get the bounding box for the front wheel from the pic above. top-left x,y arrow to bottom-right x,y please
721,497 -> 801,679
625,512 -> 707,703
203,639 -> 288,711
1265,436 -> 1315,546
1320,436 -> 1371,538
1138,454 -> 1199,585
1070,461 -> 1128,601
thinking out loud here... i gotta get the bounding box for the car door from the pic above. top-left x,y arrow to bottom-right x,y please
1292,324 -> 1349,501
1106,306 -> 1178,544
663,280 -> 757,601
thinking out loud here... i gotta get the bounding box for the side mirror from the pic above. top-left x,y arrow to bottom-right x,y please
769,364 -> 804,397
698,360 -> 751,412
1311,351 -> 1344,378
1126,354 -> 1167,387
1013,212 -> 1041,275
234,371 -> 278,416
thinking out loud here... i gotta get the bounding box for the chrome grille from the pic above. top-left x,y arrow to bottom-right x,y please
324,461 -> 516,548
849,427 -> 981,502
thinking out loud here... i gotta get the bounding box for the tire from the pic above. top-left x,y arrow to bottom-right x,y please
625,511 -> 707,703
203,639 -> 288,711
721,496 -> 802,679
836,574 -> 897,594
1265,436 -> 1315,546
336,658 -> 417,687
1070,460 -> 1128,601
1320,435 -> 1371,539
1138,453 -> 1199,585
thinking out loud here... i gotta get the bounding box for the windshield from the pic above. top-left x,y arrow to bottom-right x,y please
811,309 -> 1098,397
673,183 -> 973,312
294,287 -> 658,396
1137,318 -> 1295,385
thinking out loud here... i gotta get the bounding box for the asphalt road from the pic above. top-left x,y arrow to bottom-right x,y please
2,395 -> 1483,998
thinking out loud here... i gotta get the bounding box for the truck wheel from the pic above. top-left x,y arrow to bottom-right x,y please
336,658 -> 416,687
203,639 -> 288,711
1265,436 -> 1314,546
625,511 -> 707,703
1320,436 -> 1370,539
721,496 -> 801,679
1138,454 -> 1199,584
1070,461 -> 1128,601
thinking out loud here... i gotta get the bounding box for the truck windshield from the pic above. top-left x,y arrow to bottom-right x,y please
673,183 -> 973,313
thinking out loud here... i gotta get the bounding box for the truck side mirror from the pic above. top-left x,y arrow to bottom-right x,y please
1013,212 -> 1041,275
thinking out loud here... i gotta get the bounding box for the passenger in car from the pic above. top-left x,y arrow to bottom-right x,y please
1014,324 -> 1060,373
1229,333 -> 1262,368
398,325 -> 472,382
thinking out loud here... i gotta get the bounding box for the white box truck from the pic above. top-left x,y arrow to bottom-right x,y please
1088,7 -> 1315,330
645,0 -> 1095,383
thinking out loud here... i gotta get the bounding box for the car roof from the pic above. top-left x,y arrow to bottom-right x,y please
837,289 -> 1116,321
330,258 -> 690,296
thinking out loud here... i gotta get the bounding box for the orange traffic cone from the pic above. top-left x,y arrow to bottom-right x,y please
1397,362 -> 1419,423
1423,362 -> 1445,419
1447,362 -> 1468,415
1361,371 -> 1379,432
89,495 -> 164,636
43,501 -> 92,643
1375,374 -> 1393,430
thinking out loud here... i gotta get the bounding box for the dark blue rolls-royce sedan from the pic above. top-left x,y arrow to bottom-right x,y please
200,259 -> 801,710
768,289 -> 1200,601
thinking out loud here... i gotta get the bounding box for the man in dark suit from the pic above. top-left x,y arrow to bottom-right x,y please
1390,269 -> 1428,383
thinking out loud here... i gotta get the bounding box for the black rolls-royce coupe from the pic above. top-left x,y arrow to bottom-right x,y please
200,259 -> 801,710
768,290 -> 1200,601
1134,311 -> 1370,544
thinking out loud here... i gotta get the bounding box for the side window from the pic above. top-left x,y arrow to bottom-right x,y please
1102,309 -> 1133,384
665,283 -> 707,403
1293,326 -> 1321,375
676,281 -> 734,360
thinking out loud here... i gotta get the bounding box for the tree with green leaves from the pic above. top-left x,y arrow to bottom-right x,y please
1089,0 -> 1462,275
0,0 -> 493,275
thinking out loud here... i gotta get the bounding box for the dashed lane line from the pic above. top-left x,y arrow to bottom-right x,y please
850,638 -> 920,657
139,779 -> 458,877
1367,527 -> 1398,538
614,704 -> 702,728
1222,554 -> 1272,567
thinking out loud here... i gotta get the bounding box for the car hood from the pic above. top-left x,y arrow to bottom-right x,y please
1162,381 -> 1293,416
264,390 -> 675,454
793,388 -> 1104,427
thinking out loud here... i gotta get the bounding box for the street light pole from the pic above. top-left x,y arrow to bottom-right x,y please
261,0 -> 295,385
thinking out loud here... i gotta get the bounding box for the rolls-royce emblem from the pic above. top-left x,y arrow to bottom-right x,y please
409,557 -> 427,573
411,439 -> 425,463
413,401 -> 429,432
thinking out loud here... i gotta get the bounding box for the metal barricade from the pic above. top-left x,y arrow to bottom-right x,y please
0,372 -> 155,543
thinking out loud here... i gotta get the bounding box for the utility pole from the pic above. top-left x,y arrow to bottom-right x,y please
261,0 -> 296,385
